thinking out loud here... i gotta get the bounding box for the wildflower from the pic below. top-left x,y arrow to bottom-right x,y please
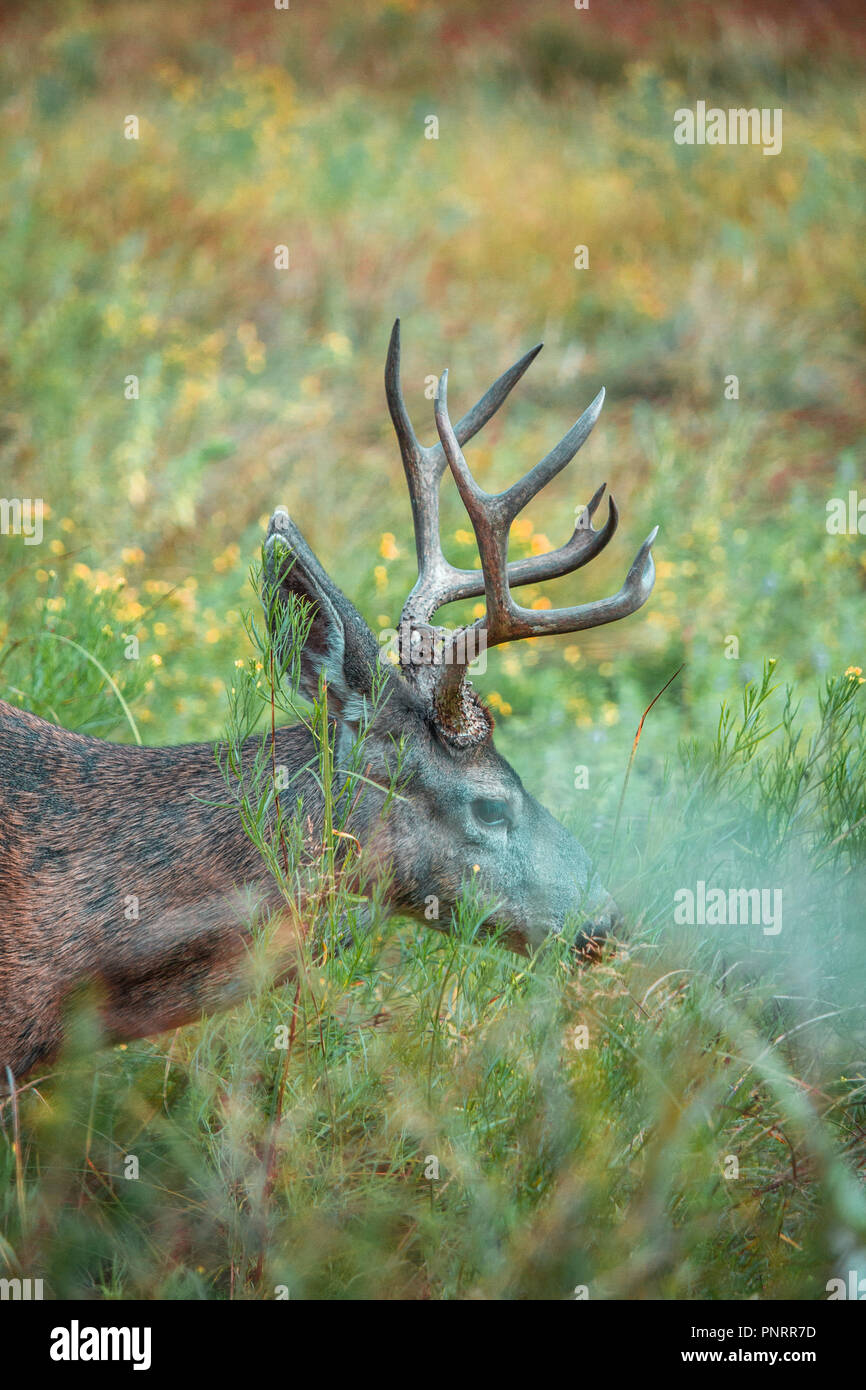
486,691 -> 513,717
323,331 -> 352,358
379,533 -> 400,560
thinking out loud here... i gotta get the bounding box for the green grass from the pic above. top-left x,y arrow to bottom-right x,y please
0,0 -> 864,1299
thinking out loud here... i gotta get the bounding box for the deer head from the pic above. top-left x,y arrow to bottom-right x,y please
264,321 -> 657,954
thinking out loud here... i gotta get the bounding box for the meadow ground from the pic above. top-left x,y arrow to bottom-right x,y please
0,1 -> 864,1298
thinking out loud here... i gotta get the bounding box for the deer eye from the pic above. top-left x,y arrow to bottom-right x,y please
472,797 -> 510,828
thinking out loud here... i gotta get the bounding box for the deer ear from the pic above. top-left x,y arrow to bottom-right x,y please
263,508 -> 380,718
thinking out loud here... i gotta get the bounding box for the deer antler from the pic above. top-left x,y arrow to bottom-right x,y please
433,370 -> 657,650
385,320 -> 657,741
386,320 -> 619,632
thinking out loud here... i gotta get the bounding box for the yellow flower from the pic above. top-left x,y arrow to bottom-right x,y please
454,529 -> 474,545
512,518 -> 533,542
379,533 -> 400,561
564,645 -> 581,664
104,305 -> 125,335
487,690 -> 503,708
531,596 -> 551,610
374,565 -> 388,592
530,533 -> 551,556
213,543 -> 241,573
323,331 -> 352,358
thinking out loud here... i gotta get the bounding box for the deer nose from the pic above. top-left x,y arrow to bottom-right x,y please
573,898 -> 623,960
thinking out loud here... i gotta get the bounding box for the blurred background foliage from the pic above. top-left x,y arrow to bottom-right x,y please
0,0 -> 863,779
0,0 -> 864,1300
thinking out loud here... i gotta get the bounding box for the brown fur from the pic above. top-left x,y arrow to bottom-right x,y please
0,699 -> 315,1076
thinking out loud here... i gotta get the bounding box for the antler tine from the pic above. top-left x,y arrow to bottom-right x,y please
503,482 -> 618,588
434,370 -> 514,644
396,482 -> 617,629
484,524 -> 658,642
385,319 -> 440,577
434,370 -> 657,652
386,319 -> 543,469
501,388 -> 605,521
386,320 -> 545,626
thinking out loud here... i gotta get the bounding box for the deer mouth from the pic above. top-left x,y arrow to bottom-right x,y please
572,928 -> 609,962
572,901 -> 623,961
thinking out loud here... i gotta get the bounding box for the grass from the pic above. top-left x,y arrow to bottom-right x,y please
0,0 -> 864,1299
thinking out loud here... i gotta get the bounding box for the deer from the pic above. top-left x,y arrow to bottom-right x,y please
0,321 -> 657,1080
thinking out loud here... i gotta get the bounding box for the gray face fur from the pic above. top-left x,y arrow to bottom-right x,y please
365,701 -> 617,952
265,513 -> 618,956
